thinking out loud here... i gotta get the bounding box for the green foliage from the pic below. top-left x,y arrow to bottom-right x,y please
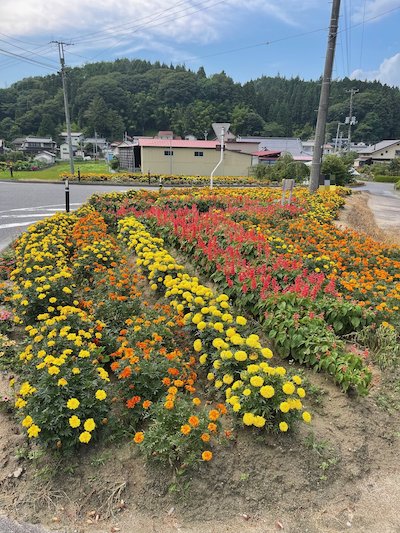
356,323 -> 400,370
109,157 -> 120,170
321,155 -> 352,186
373,175 -> 400,183
135,393 -> 222,471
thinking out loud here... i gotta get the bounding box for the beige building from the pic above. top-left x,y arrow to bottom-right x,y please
357,139 -> 400,164
137,139 -> 252,176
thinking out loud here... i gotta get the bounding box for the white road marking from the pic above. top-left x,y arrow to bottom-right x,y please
0,222 -> 39,229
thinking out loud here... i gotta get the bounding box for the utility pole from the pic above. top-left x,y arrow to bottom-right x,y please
309,0 -> 341,193
53,41 -> 74,175
346,88 -> 359,151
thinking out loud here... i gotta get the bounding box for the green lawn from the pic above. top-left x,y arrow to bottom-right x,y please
0,161 -> 110,181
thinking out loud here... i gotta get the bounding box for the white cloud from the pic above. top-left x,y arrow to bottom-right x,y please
0,0 -> 320,43
352,0 -> 400,23
351,52 -> 400,86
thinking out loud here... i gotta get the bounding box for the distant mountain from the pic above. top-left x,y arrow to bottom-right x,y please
1,58 -> 399,144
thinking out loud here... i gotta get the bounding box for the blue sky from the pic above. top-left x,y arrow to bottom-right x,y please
0,0 -> 400,88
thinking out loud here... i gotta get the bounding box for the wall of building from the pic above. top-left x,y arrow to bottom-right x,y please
141,147 -> 252,176
370,142 -> 400,161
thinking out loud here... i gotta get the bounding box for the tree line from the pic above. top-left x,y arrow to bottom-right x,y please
1,58 -> 399,144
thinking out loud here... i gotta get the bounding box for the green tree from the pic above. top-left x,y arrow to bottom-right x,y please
322,155 -> 351,186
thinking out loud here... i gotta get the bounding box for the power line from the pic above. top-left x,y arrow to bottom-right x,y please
0,46 -> 58,71
0,38 -> 58,67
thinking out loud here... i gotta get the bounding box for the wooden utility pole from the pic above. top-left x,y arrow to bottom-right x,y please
309,0 -> 341,193
53,41 -> 75,175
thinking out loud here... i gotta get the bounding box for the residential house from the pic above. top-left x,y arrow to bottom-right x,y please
355,140 -> 400,165
12,136 -> 57,154
119,138 -> 253,176
0,139 -> 4,154
59,132 -> 85,148
156,131 -> 174,140
236,137 -> 313,162
302,140 -> 334,156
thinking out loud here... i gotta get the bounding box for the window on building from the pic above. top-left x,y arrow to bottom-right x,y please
395,150 -> 400,156
164,150 -> 173,156
194,151 -> 204,157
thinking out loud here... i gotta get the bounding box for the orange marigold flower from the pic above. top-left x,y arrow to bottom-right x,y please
133,432 -> 144,444
208,409 -> 220,421
142,400 -> 152,409
167,386 -> 178,395
110,361 -> 120,371
202,450 -> 213,461
126,395 -> 141,409
188,416 -> 200,427
119,366 -> 132,379
119,329 -> 128,336
167,368 -> 180,376
201,433 -> 210,442
208,422 -> 217,432
174,379 -> 184,387
180,424 -> 191,435
164,400 -> 174,410
217,403 -> 228,414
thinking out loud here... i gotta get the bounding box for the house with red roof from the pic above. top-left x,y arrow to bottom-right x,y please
119,137 -> 253,176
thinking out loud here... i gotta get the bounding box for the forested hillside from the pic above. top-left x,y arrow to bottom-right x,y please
1,58 -> 399,143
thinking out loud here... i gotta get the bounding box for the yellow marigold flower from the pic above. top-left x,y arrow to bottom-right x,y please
234,350 -> 247,362
280,402 -> 290,413
27,424 -> 41,438
214,380 -> 223,389
192,397 -> 201,406
222,374 -> 234,385
242,412 -> 255,426
260,385 -> 275,399
282,382 -> 295,395
275,367 -> 287,376
150,283 -> 158,291
236,316 -> 247,326
243,388 -> 252,396
247,364 -> 260,374
72,367 -> 80,375
231,334 -> 243,345
133,432 -> 144,444
84,418 -> 96,432
95,389 -> 107,401
69,415 -> 81,428
246,335 -> 260,349
164,400 -> 174,410
67,398 -> 80,410
62,287 -> 72,294
302,411 -> 312,423
231,380 -> 243,390
261,348 -> 273,359
213,360 -> 221,370
197,321 -> 207,331
15,398 -> 27,409
253,415 -> 266,428
297,387 -> 306,398
78,349 -> 90,358
250,375 -> 264,387
292,375 -> 302,385
22,415 -> 33,428
193,339 -> 202,352
232,402 -> 241,412
79,431 -> 92,444
48,366 -> 60,375
58,378 -> 68,387
279,421 -> 289,432
199,353 -> 208,364
207,372 -> 215,381
212,337 -> 226,349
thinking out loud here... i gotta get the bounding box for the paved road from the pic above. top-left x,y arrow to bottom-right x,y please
356,180 -> 400,231
0,181 -> 152,252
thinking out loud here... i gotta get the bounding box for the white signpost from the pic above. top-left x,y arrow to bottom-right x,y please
210,123 -> 230,189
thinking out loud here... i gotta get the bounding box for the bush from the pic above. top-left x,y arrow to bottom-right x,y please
373,175 -> 400,183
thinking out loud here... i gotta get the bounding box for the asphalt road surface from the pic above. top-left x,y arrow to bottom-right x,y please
0,181 -> 153,252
